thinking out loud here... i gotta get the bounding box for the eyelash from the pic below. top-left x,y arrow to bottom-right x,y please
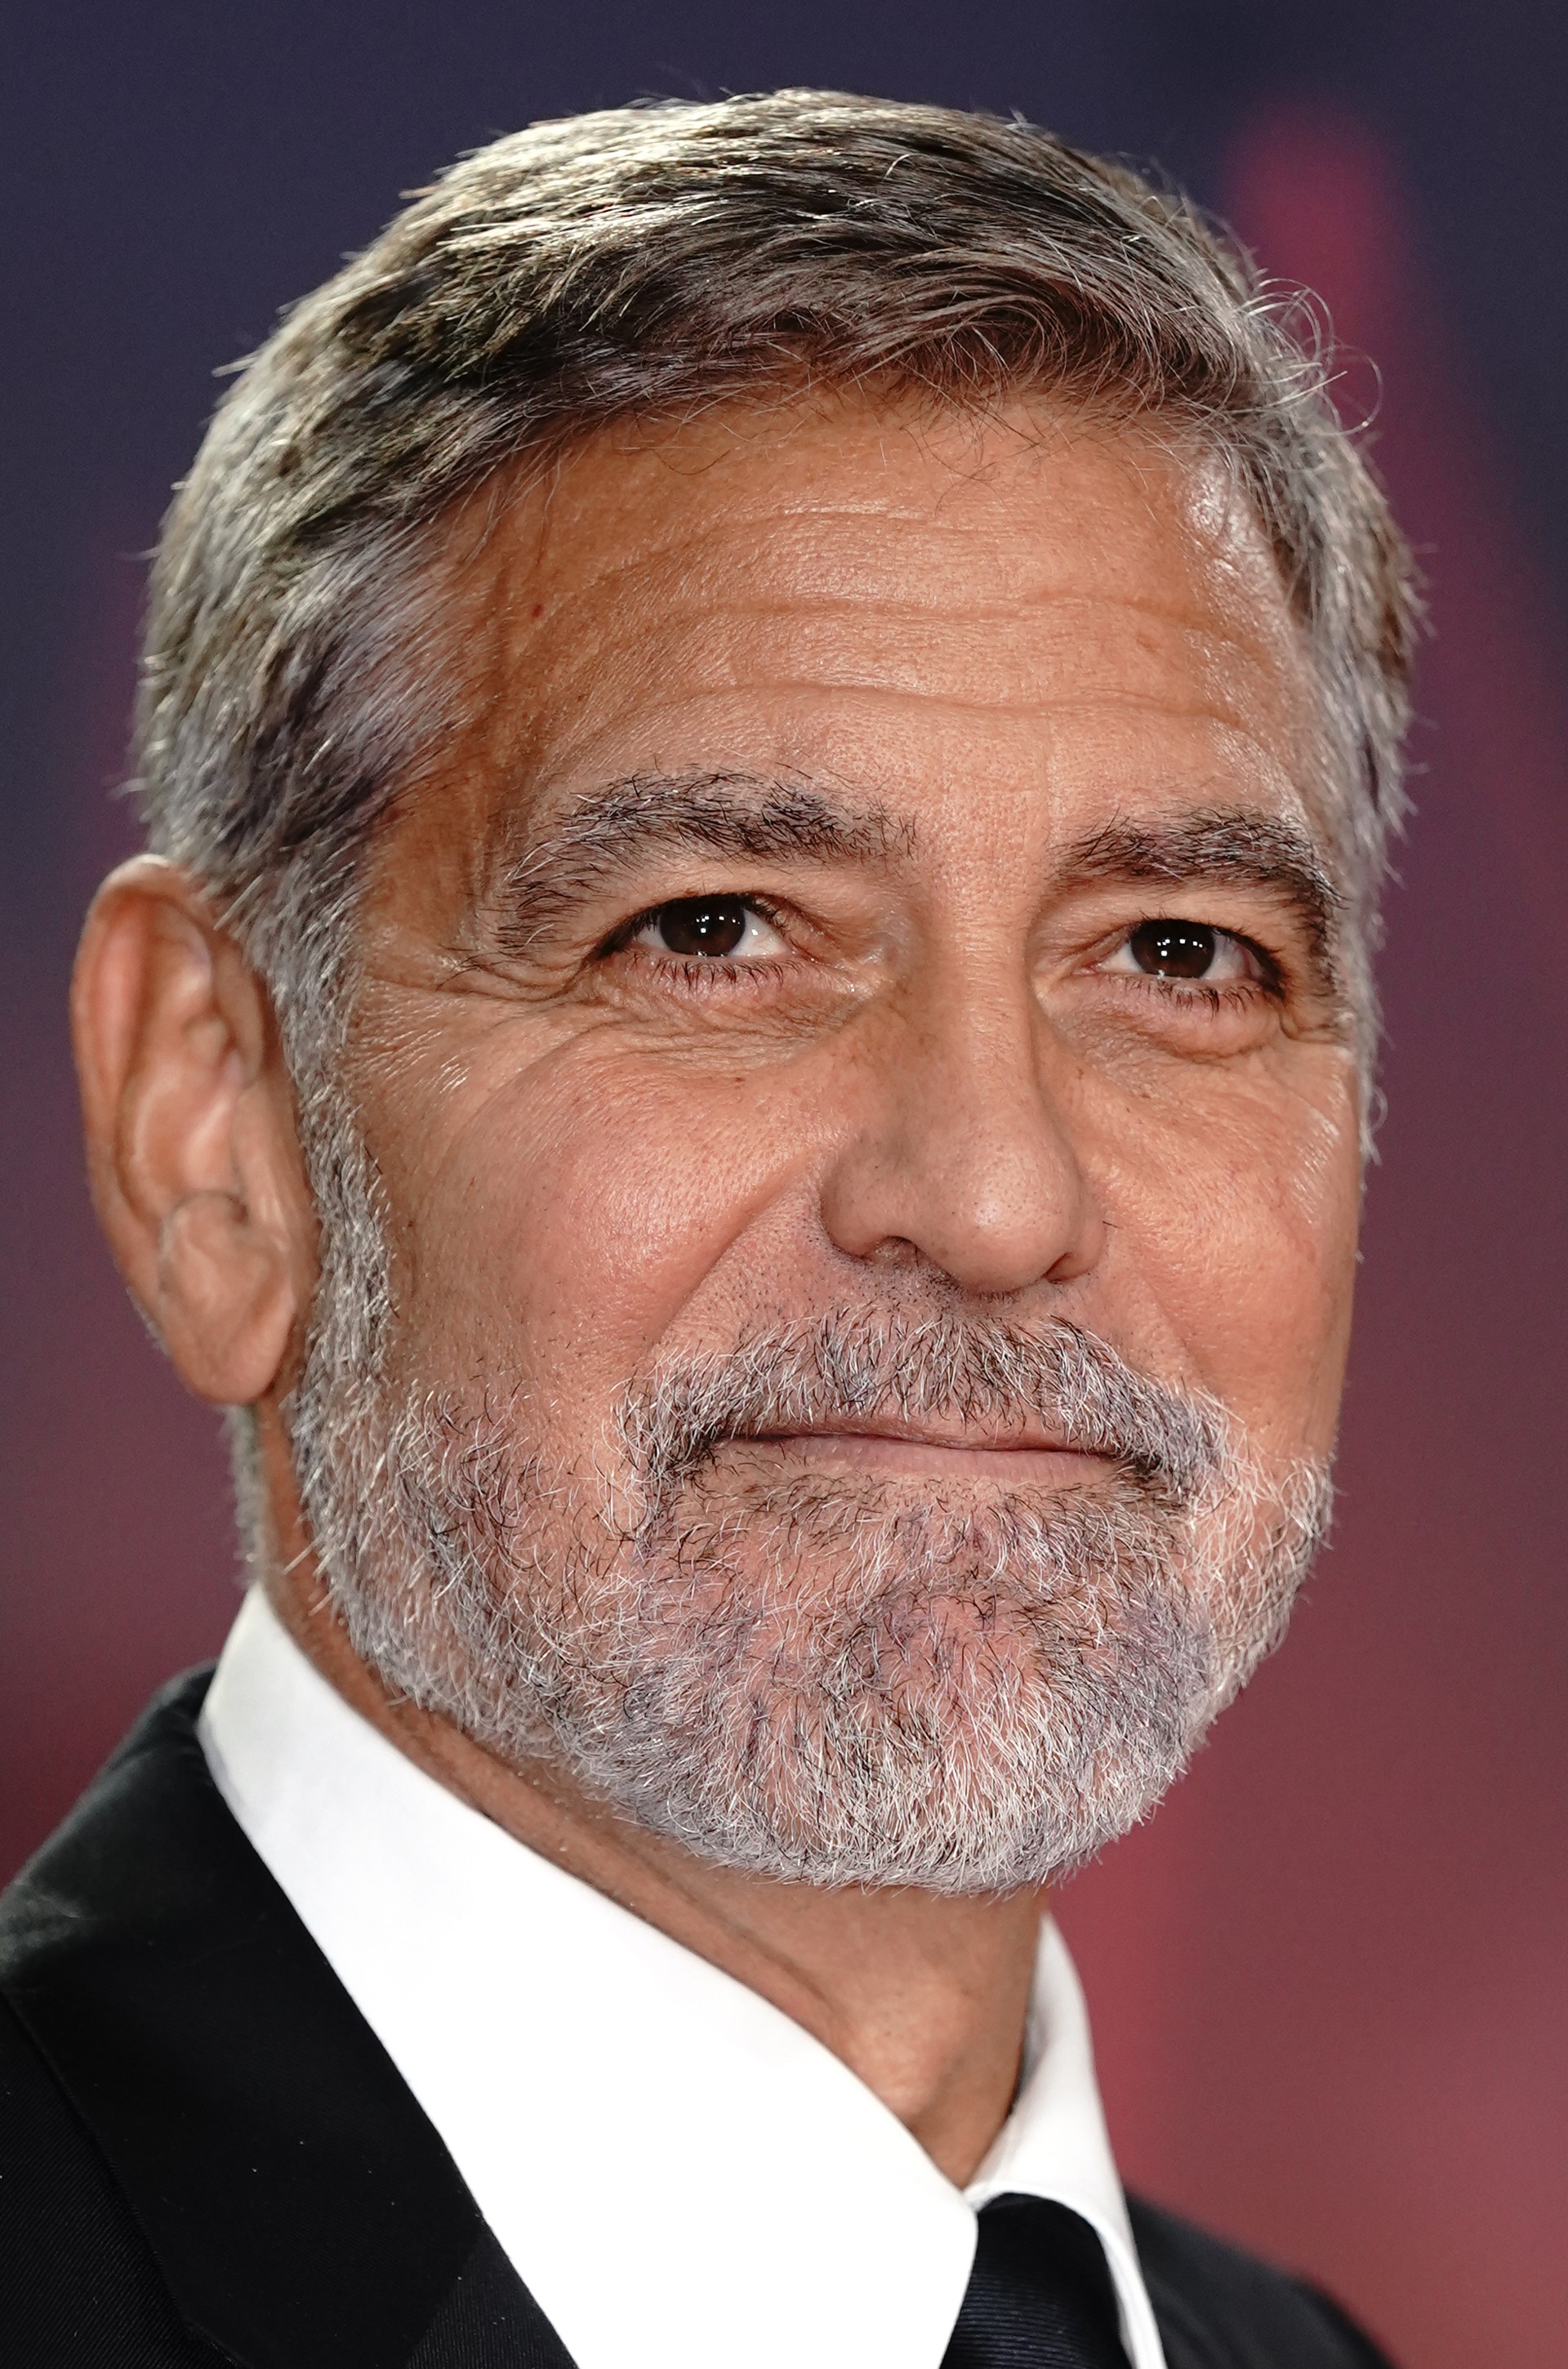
598,903 -> 1287,1010
1107,940 -> 1285,1009
599,898 -> 795,993
1116,973 -> 1280,1019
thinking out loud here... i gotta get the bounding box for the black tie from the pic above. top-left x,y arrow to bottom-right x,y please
941,2193 -> 1130,2369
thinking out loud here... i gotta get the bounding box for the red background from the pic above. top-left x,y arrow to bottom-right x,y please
4,14 -> 1564,2364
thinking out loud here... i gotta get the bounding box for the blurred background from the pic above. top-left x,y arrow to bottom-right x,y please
3,5 -> 1564,2362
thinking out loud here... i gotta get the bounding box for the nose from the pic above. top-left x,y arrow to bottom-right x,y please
817,966 -> 1105,1298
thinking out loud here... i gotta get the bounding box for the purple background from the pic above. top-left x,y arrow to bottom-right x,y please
3,11 -> 1564,2364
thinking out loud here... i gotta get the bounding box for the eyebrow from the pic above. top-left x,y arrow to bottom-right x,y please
483,771 -> 905,953
1058,809 -> 1342,967
480,775 -> 1341,976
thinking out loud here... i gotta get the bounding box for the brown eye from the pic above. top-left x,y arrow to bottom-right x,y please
628,895 -> 787,965
1127,920 -> 1219,979
649,897 -> 751,956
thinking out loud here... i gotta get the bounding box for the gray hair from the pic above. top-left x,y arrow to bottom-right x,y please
294,1292 -> 1330,1889
135,87 -> 1416,1095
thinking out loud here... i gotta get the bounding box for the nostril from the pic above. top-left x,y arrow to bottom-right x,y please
868,1236 -> 922,1268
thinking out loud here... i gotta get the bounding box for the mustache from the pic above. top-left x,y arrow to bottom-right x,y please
616,1314 -> 1233,1512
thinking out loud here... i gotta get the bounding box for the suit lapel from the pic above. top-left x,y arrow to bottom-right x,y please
0,1670 -> 574,2369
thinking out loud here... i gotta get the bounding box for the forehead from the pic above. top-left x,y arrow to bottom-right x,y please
403,391 -> 1320,865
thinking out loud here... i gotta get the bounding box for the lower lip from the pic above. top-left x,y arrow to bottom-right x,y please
759,1434 -> 1108,1482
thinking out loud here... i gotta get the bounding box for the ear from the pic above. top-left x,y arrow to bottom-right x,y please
71,856 -> 317,1405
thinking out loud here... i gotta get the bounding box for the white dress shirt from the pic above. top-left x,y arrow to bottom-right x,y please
199,1587 -> 1167,2369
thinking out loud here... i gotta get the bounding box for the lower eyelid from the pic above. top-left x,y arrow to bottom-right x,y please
620,945 -> 790,987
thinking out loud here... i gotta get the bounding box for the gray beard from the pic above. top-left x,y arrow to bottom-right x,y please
286,1123 -> 1330,1894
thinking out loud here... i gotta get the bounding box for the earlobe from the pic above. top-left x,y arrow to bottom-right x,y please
71,857 -> 313,1407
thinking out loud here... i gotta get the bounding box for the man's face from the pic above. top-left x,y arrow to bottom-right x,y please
296,395 -> 1360,1887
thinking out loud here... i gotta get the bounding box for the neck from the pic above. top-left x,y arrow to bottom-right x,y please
266,1555 -> 1047,2187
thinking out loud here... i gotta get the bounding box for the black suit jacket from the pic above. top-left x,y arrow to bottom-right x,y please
1,1672 -> 1396,2369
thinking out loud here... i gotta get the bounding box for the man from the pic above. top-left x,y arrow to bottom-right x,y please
1,90 -> 1412,2368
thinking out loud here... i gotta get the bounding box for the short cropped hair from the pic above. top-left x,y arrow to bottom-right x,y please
136,89 -> 1416,1073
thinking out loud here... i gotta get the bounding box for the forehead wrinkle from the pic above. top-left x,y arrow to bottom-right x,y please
530,544 -> 1295,635
478,770 -> 912,952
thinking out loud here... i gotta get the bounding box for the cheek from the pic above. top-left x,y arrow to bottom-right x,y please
1094,1067 -> 1361,1457
373,1029 -> 816,1410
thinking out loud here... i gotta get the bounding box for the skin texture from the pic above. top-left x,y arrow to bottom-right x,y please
73,392 -> 1364,2185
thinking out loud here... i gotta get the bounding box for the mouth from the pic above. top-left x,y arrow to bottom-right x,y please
746,1420 -> 1114,1484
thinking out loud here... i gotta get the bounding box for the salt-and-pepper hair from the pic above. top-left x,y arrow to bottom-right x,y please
136,88 -> 1416,1100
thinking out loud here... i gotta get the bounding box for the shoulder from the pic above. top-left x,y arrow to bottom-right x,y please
1128,2194 -> 1399,2369
0,1989 -> 229,2366
0,1672 -> 568,2369
0,1670 -> 234,2362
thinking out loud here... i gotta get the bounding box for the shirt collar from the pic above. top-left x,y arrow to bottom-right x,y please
201,1587 -> 1165,2369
